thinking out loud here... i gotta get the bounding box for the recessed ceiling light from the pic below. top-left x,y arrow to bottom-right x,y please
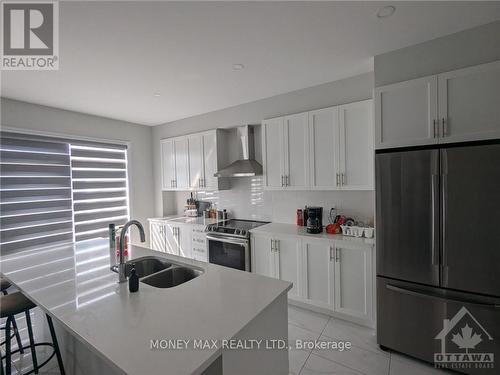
232,64 -> 245,71
376,5 -> 396,18
153,93 -> 161,97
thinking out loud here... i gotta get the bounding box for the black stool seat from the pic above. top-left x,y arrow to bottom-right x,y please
0,278 -> 11,293
0,293 -> 36,318
0,292 -> 65,375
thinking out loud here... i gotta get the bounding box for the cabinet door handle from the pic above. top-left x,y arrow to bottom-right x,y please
270,239 -> 274,252
203,178 -> 206,188
433,119 -> 437,138
275,240 -> 280,253
336,248 -> 340,262
285,175 -> 289,186
341,173 -> 345,186
442,118 -> 447,137
281,175 -> 284,187
329,246 -> 334,261
336,173 -> 339,187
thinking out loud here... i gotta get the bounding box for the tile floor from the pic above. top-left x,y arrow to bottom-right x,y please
288,304 -> 455,375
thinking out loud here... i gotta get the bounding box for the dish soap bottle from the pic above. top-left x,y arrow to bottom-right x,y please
129,264 -> 139,293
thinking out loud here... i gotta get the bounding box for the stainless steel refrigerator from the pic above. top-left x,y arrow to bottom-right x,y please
376,143 -> 500,374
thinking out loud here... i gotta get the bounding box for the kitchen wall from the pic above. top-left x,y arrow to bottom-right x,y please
374,20 -> 500,87
152,72 -> 375,223
175,180 -> 374,226
1,98 -> 155,244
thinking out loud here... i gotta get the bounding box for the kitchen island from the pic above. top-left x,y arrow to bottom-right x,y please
0,238 -> 291,375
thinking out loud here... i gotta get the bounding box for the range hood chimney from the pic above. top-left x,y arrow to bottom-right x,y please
214,125 -> 263,177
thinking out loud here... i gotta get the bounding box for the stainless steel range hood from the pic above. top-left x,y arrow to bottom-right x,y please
214,125 -> 263,177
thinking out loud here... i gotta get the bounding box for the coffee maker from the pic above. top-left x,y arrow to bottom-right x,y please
305,207 -> 323,234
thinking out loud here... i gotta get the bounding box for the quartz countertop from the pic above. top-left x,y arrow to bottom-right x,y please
250,222 -> 375,247
0,239 -> 291,375
148,216 -> 221,226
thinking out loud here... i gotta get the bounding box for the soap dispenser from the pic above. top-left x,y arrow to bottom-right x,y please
129,264 -> 139,293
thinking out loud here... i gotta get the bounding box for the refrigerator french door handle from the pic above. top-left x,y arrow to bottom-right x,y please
386,284 -> 500,309
441,150 -> 448,271
431,151 -> 440,266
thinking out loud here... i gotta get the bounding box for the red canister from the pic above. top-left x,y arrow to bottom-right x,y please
296,209 -> 304,226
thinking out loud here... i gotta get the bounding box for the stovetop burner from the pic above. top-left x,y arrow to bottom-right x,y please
205,219 -> 269,238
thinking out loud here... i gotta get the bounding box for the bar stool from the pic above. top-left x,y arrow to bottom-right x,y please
0,279 -> 23,357
0,292 -> 65,375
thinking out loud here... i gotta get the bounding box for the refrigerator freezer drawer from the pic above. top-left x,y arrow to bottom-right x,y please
377,277 -> 500,374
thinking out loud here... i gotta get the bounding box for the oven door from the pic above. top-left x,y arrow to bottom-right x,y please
206,234 -> 250,272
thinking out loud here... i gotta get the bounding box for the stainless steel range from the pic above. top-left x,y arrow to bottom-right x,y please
205,219 -> 269,271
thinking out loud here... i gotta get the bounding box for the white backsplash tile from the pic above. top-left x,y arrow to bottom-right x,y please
167,178 -> 374,225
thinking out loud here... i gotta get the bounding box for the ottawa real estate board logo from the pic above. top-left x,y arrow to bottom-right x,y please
1,0 -> 59,70
434,306 -> 494,371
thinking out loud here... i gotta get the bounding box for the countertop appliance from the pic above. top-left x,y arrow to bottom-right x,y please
376,143 -> 500,374
305,207 -> 323,234
205,219 -> 269,271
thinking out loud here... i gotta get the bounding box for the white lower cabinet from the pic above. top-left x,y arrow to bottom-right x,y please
150,221 -> 167,252
273,236 -> 301,299
178,225 -> 192,259
149,220 -> 203,261
251,234 -> 301,299
164,224 -> 178,256
251,232 -> 374,326
251,234 -> 274,278
301,238 -> 335,310
333,241 -> 373,322
191,225 -> 208,262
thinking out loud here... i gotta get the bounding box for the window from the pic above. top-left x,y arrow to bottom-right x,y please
0,132 -> 129,255
70,144 -> 129,242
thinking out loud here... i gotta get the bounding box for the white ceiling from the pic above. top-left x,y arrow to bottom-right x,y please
2,1 -> 500,126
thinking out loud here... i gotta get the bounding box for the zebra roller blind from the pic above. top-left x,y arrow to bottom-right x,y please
0,132 -> 129,254
0,134 -> 74,253
71,144 -> 129,242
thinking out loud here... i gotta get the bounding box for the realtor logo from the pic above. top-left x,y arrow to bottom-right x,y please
434,306 -> 494,371
1,0 -> 59,70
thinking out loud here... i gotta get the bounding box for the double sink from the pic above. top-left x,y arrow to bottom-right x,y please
112,256 -> 203,288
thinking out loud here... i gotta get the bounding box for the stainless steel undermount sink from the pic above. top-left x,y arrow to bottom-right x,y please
111,256 -> 203,288
141,266 -> 203,288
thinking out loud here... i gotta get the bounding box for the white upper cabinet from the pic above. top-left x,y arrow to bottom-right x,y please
201,131 -> 219,190
173,137 -> 189,190
438,60 -> 500,144
187,134 -> 204,189
375,75 -> 438,149
283,113 -> 309,188
263,99 -> 374,191
161,130 -> 229,191
161,139 -> 176,190
309,107 -> 340,189
262,117 -> 285,188
375,60 -> 500,149
338,100 -> 374,190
